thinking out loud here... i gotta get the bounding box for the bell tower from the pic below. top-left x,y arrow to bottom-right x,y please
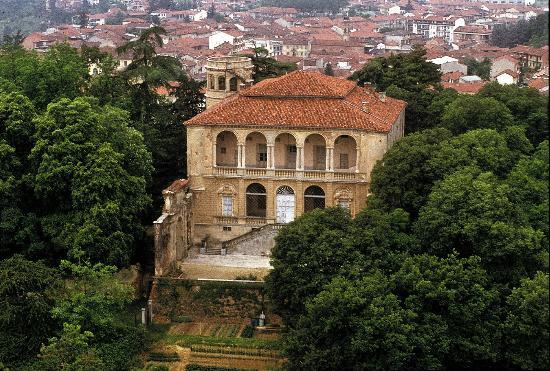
205,56 -> 255,110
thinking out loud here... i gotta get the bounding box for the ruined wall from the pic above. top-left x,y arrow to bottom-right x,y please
154,179 -> 194,276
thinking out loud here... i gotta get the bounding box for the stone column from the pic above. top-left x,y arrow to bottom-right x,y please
326,147 -> 334,171
355,147 -> 360,173
241,144 -> 246,168
296,146 -> 304,171
237,145 -> 242,168
212,142 -> 217,168
267,144 -> 275,169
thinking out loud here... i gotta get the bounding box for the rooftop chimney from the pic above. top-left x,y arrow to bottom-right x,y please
379,91 -> 386,102
361,101 -> 369,112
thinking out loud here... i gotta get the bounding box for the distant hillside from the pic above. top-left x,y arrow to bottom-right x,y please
491,12 -> 549,48
0,0 -> 45,36
260,0 -> 349,13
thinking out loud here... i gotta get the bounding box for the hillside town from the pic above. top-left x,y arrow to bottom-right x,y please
23,0 -> 549,94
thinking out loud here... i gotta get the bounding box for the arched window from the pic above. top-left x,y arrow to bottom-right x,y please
274,133 -> 297,169
218,76 -> 226,91
304,186 -> 325,212
216,131 -> 238,167
276,186 -> 295,223
334,135 -> 357,171
229,76 -> 238,91
209,75 -> 215,90
246,183 -> 266,218
304,134 -> 326,170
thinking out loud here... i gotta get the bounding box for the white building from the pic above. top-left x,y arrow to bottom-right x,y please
410,16 -> 465,43
428,56 -> 468,74
208,30 -> 244,50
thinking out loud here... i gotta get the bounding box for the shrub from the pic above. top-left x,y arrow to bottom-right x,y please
240,325 -> 254,338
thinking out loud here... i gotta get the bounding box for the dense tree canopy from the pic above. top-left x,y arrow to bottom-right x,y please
248,47 -> 297,83
0,256 -> 61,366
491,12 -> 549,48
0,32 -> 203,371
260,0 -> 348,13
351,46 -> 441,133
269,55 -> 549,367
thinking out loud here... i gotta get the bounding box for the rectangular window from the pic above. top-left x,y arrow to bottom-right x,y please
314,145 -> 326,170
220,147 -> 226,154
258,144 -> 267,163
340,153 -> 349,169
223,226 -> 232,231
338,199 -> 350,211
222,195 -> 233,216
288,145 -> 297,153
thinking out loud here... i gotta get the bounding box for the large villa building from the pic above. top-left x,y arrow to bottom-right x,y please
154,56 -> 406,275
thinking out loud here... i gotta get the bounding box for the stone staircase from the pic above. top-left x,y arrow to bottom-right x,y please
222,224 -> 284,256
197,224 -> 284,257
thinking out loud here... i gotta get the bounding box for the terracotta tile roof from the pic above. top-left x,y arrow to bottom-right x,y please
186,71 -> 406,133
528,78 -> 549,91
163,179 -> 189,194
442,81 -> 487,94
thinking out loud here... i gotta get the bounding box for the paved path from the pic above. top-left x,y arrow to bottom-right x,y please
185,254 -> 272,268
178,254 -> 272,280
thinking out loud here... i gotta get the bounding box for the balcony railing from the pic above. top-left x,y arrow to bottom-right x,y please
215,167 -> 238,175
212,166 -> 359,181
214,216 -> 238,224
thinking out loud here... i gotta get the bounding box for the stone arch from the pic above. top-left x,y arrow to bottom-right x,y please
245,132 -> 267,168
216,130 -> 238,166
334,135 -> 357,171
246,183 -> 266,218
229,76 -> 238,91
218,75 -> 226,91
217,184 -> 237,195
274,133 -> 297,169
304,134 -> 326,170
304,185 -> 325,212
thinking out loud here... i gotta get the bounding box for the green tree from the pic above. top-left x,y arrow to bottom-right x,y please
116,26 -> 181,124
35,323 -> 104,371
283,254 -> 499,370
464,57 -> 491,81
323,62 -> 334,76
414,168 -> 546,285
428,129 -> 527,180
249,47 -> 297,83
477,82 -> 548,146
351,46 -> 442,133
0,92 -> 43,259
506,140 -> 549,248
283,273 -> 415,370
393,254 -> 499,369
265,207 -> 362,325
368,128 -> 453,218
30,97 -> 152,265
351,45 -> 440,92
0,44 -> 88,110
0,256 -> 60,367
441,95 -> 515,134
502,272 -> 549,370
490,13 -> 548,48
49,260 -> 145,371
52,260 -> 134,330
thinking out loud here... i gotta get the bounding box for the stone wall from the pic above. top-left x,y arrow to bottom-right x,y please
154,179 -> 193,276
